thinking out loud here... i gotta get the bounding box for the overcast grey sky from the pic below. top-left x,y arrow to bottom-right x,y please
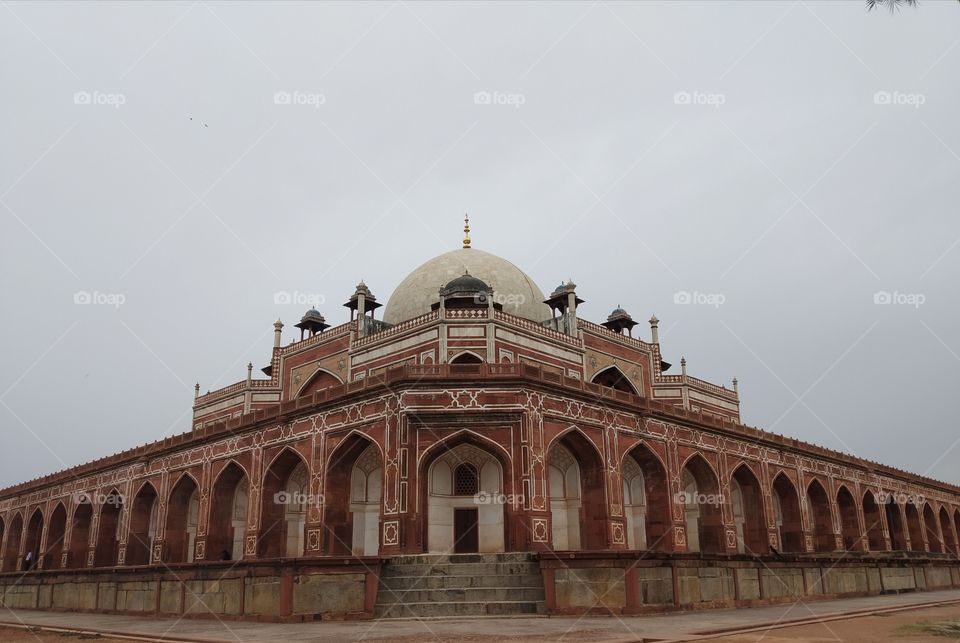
1,1 -> 958,489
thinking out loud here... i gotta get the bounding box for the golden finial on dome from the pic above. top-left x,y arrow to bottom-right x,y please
463,213 -> 471,249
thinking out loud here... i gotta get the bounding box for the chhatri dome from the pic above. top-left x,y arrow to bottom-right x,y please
383,215 -> 551,325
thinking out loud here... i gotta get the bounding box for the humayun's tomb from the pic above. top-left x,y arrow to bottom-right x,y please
1,219 -> 958,620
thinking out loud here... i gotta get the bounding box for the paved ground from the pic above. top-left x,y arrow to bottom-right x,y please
1,589 -> 959,642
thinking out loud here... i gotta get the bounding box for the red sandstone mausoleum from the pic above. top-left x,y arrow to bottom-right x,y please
1,219 -> 958,620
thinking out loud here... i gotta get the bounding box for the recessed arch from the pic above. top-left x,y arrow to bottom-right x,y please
938,506 -> 956,556
259,447 -> 311,559
904,501 -> 924,552
449,351 -> 484,365
884,493 -> 908,551
208,461 -> 249,561
166,472 -> 201,564
590,365 -> 639,395
623,442 -> 671,551
2,512 -> 24,572
772,473 -> 804,552
680,454 -> 724,553
836,486 -> 862,552
923,503 -> 943,553
127,481 -> 159,566
93,489 -> 123,567
862,491 -> 886,551
323,432 -> 382,556
45,502 -> 68,569
23,507 -> 44,570
731,463 -> 767,554
66,503 -> 93,568
296,368 -> 343,398
807,479 -> 835,552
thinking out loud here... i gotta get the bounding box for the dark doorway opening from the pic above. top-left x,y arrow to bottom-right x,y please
454,508 -> 479,553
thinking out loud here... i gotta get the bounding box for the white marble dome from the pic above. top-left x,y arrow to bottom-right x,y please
383,248 -> 551,325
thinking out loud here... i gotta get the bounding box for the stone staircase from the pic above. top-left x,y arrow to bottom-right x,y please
375,552 -> 547,618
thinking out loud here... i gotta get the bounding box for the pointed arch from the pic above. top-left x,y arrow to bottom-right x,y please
67,502 -> 93,568
127,481 -> 159,566
93,489 -> 123,567
323,432 -> 382,556
731,463 -> 768,554
296,368 -> 344,398
680,454 -> 724,553
450,351 -> 484,365
23,508 -> 44,570
772,473 -> 804,552
590,365 -> 639,395
2,512 -> 23,572
259,447 -> 311,559
623,442 -> 671,551
922,503 -> 943,553
836,486 -> 862,552
209,461 -> 249,561
547,429 -> 607,551
166,472 -> 200,564
884,493 -> 908,551
905,501 -> 924,552
861,491 -> 886,551
420,429 -> 513,554
45,502 -> 68,569
806,479 -> 835,552
938,506 -> 956,556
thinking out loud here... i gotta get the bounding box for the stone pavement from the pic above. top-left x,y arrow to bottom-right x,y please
2,589 -> 960,642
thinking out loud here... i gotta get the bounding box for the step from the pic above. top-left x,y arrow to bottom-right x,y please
379,573 -> 544,590
377,586 -> 546,604
374,600 -> 545,619
380,562 -> 541,577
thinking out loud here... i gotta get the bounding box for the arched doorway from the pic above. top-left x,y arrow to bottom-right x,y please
208,462 -> 248,561
591,367 -> 638,395
46,504 -> 68,569
23,509 -> 44,570
322,434 -> 381,556
862,491 -> 886,551
67,503 -> 93,568
731,465 -> 767,554
807,480 -> 835,552
2,513 -> 23,572
427,442 -> 504,554
680,455 -> 724,554
297,369 -> 342,397
93,491 -> 123,567
938,507 -> 956,556
772,474 -> 804,552
259,449 -> 309,559
836,487 -> 862,552
624,445 -> 671,551
165,474 -> 200,564
548,432 -> 606,551
885,495 -> 908,551
923,504 -> 943,553
126,483 -> 158,566
450,352 -> 483,365
905,503 -> 924,552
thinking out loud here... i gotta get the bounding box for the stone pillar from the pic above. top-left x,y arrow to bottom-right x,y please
566,288 -> 578,336
243,446 -> 265,560
193,460 -> 213,562
273,319 -> 283,348
900,503 -> 911,551
649,315 -> 659,344
665,437 -> 689,553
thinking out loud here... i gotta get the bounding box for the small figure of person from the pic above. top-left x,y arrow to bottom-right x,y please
220,549 -> 231,561
24,550 -> 34,570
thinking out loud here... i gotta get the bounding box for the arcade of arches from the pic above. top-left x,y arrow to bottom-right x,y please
3,426 -> 958,573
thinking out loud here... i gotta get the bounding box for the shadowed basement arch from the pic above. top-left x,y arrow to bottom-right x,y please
323,435 -> 380,555
259,449 -> 309,559
126,484 -> 158,565
772,475 -> 804,552
836,487 -> 862,552
45,504 -> 68,569
2,513 -> 23,572
923,504 -> 943,553
905,503 -> 924,552
93,492 -> 123,567
165,476 -> 200,564
943,507 -> 960,556
731,465 -> 768,554
208,463 -> 248,561
625,445 -> 671,551
807,480 -> 835,552
548,432 -> 607,550
24,509 -> 44,570
862,491 -> 886,551
67,504 -> 93,568
680,455 -> 724,554
885,496 -> 908,551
